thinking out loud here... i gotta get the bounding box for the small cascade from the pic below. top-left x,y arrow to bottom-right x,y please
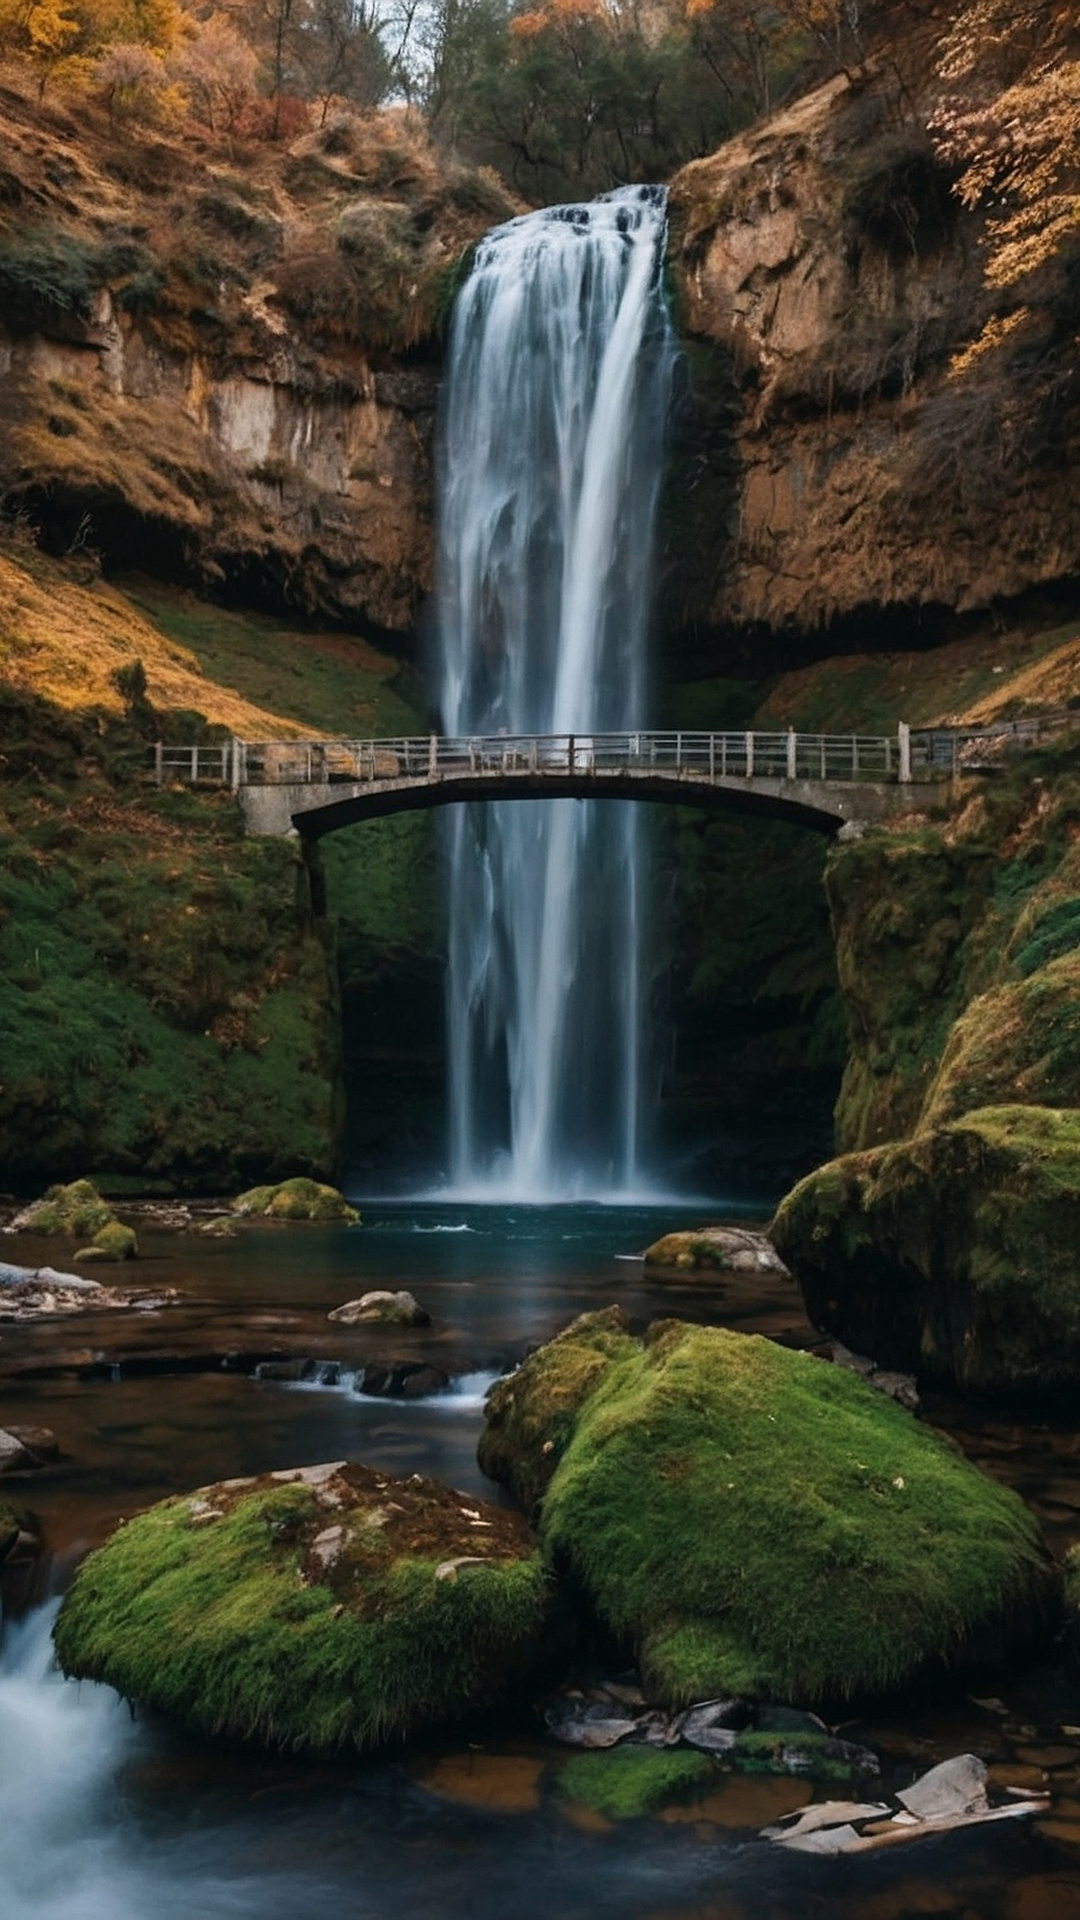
436,185 -> 675,1200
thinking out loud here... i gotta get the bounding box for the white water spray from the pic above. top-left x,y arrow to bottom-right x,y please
437,186 -> 675,1200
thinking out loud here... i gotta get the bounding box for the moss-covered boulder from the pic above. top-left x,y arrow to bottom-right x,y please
480,1311 -> 1048,1708
13,1180 -> 138,1258
233,1177 -> 359,1224
773,1105 -> 1080,1391
643,1227 -> 788,1273
54,1461 -> 548,1751
74,1222 -> 138,1262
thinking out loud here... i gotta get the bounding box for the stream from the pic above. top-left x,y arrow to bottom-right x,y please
3,1204 -> 1080,1919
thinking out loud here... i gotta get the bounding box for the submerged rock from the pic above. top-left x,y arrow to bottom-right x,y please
643,1227 -> 788,1274
773,1105 -> 1080,1391
479,1310 -> 1050,1707
53,1461 -> 550,1752
329,1289 -> 429,1327
233,1179 -> 359,1224
0,1425 -> 59,1475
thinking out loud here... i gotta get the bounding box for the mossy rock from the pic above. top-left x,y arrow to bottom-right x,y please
922,952 -> 1080,1127
17,1179 -> 115,1240
53,1461 -> 549,1752
773,1104 -> 1080,1391
642,1227 -> 787,1274
233,1177 -> 359,1224
75,1221 -> 138,1262
643,1231 -> 733,1270
559,1747 -> 717,1820
479,1311 -> 1049,1707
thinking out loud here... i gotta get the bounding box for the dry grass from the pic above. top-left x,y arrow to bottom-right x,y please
0,548 -> 308,735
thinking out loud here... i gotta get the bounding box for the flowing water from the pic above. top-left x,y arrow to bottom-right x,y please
436,188 -> 675,1201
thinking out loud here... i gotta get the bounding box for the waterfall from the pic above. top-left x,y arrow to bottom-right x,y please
436,185 -> 674,1201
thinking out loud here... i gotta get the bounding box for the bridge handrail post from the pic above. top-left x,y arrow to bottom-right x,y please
852,734 -> 859,777
709,734 -> 715,779
429,733 -> 437,776
898,721 -> 912,783
154,741 -> 163,786
676,731 -> 682,771
786,728 -> 796,781
190,745 -> 198,784
745,730 -> 754,779
568,734 -> 575,772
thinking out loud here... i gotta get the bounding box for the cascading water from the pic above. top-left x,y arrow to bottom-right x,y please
437,185 -> 675,1201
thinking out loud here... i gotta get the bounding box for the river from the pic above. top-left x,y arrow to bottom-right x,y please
3,1204 -> 1080,1920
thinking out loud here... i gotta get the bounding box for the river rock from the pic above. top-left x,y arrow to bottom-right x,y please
643,1226 -> 789,1273
53,1461 -> 550,1753
356,1361 -> 449,1397
329,1290 -> 430,1327
478,1308 -> 1051,1707
0,1268 -> 175,1322
773,1105 -> 1080,1391
233,1178 -> 359,1224
8,1180 -> 138,1258
0,1425 -> 60,1470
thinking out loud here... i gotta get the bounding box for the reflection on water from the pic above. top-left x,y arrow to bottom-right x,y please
2,1203 -> 1080,1918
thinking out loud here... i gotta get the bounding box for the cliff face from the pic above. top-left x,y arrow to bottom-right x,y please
0,86 -> 516,634
667,72 -> 1080,642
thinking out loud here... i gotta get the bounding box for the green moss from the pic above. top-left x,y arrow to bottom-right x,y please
76,1220 -> 138,1261
923,952 -> 1080,1124
558,1747 -> 716,1820
115,580 -> 424,740
643,1231 -> 731,1270
20,1179 -> 115,1238
233,1176 -> 358,1223
774,1105 -> 1080,1390
0,739 -> 342,1191
482,1313 -> 1049,1706
730,1730 -> 866,1781
477,1307 -> 637,1517
54,1464 -> 549,1752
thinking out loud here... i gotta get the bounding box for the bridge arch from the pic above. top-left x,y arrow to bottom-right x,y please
281,770 -> 851,839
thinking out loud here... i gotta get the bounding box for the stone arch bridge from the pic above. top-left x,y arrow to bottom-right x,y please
155,720 -> 1072,838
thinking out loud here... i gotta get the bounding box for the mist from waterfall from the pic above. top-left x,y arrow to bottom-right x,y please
436,186 -> 675,1201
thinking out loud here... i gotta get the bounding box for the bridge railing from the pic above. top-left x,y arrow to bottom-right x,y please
153,715 -> 1080,791
226,731 -> 906,786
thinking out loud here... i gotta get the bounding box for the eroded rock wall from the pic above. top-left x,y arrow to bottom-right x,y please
667,71 -> 1080,643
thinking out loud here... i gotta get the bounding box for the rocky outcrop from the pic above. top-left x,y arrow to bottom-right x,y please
479,1309 -> 1049,1706
0,90 -> 516,631
773,1105 -> 1080,1394
667,70 -> 1080,640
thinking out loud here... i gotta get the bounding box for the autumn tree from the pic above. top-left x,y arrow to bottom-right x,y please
171,10 -> 258,130
932,0 -> 1080,297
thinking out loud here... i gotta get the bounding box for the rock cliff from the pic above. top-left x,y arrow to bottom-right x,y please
0,84 -> 516,633
667,70 -> 1080,644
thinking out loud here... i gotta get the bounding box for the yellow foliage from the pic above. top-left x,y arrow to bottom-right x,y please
933,3 -> 1080,294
